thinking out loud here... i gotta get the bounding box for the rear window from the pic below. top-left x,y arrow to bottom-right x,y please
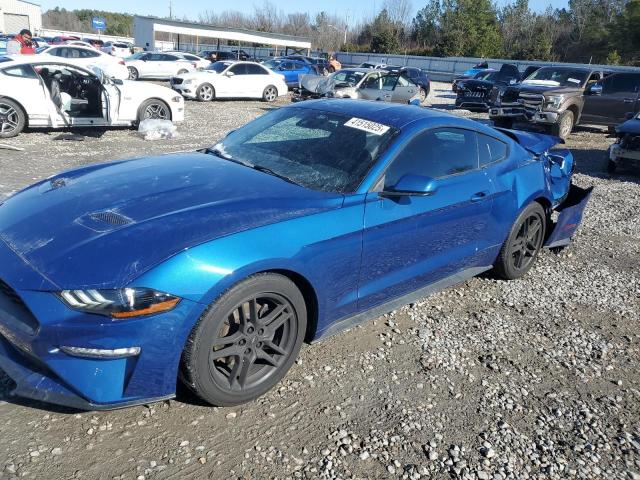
477,134 -> 508,166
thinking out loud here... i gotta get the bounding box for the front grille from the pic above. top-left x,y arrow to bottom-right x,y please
461,91 -> 488,98
171,77 -> 183,85
0,279 -> 40,335
518,93 -> 545,107
89,211 -> 132,227
501,89 -> 520,103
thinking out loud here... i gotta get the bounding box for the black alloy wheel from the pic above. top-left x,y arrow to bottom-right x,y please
181,274 -> 307,406
0,99 -> 25,138
494,202 -> 546,280
128,66 -> 139,80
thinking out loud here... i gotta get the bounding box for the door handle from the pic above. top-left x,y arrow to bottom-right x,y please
471,191 -> 489,202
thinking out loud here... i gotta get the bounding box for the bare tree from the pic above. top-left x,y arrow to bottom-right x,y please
384,0 -> 413,26
283,12 -> 311,36
253,1 -> 283,32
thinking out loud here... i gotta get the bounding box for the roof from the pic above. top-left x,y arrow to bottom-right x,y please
134,16 -> 311,49
290,99 -> 465,130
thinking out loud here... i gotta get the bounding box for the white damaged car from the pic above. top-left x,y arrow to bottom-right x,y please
170,61 -> 288,102
0,56 -> 184,138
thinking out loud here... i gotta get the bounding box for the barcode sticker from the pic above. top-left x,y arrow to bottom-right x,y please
344,117 -> 390,135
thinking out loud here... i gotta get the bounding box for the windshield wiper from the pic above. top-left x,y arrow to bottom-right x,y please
203,147 -> 252,167
251,165 -> 301,186
204,148 -> 301,186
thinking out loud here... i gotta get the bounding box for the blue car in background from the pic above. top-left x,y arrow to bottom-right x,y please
0,100 -> 591,410
262,58 -> 315,88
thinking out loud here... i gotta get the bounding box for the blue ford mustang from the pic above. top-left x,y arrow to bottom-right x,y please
0,100 -> 591,410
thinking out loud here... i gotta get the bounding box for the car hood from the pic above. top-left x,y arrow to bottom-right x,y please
516,84 -> 580,95
118,79 -> 176,98
616,117 -> 640,135
459,79 -> 495,91
177,70 -> 218,81
0,153 -> 343,289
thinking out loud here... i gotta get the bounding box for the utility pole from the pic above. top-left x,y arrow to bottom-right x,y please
169,1 -> 173,19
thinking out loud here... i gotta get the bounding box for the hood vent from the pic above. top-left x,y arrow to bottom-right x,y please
76,210 -> 133,232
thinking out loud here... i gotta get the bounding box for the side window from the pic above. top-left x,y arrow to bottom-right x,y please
79,49 -> 99,58
3,65 -> 38,79
397,75 -> 411,87
229,64 -> 247,75
614,74 -> 640,93
601,75 -> 616,94
382,74 -> 398,90
362,74 -> 381,89
161,55 -> 178,62
49,47 -> 64,57
477,133 -> 508,167
587,72 -> 601,84
246,64 -> 268,75
147,53 -> 163,61
384,128 -> 478,187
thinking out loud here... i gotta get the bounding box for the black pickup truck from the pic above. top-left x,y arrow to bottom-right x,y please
490,66 -> 640,139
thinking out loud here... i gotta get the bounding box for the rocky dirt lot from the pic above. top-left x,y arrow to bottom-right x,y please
0,82 -> 639,480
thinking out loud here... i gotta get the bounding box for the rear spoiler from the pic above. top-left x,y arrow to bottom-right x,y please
495,128 -> 564,156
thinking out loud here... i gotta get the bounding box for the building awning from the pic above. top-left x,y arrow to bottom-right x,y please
134,16 -> 311,49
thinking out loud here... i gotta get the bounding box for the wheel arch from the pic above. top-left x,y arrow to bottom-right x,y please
0,95 -> 29,128
565,102 -> 580,124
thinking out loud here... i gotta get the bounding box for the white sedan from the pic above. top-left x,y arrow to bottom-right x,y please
102,41 -> 132,58
124,52 -> 196,80
36,45 -> 129,80
170,61 -> 288,102
0,57 -> 184,138
166,51 -> 210,70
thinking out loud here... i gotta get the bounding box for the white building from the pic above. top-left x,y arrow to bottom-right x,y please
0,0 -> 41,34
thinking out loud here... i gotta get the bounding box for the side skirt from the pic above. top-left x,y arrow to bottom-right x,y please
313,265 -> 492,342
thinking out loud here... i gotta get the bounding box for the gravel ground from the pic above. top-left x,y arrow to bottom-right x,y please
0,82 -> 639,480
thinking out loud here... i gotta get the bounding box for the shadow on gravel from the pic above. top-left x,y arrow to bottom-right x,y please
572,148 -> 640,183
23,126 -> 125,139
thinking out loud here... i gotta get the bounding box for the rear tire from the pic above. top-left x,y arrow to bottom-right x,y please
551,110 -> 574,140
494,202 -> 546,280
262,85 -> 278,103
181,273 -> 307,406
0,98 -> 26,138
137,99 -> 172,123
196,83 -> 215,102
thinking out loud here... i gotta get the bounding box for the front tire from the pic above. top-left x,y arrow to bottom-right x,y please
494,202 -> 546,280
196,83 -> 215,102
262,85 -> 278,103
137,99 -> 172,123
181,273 -> 307,406
128,66 -> 139,80
0,98 -> 26,138
551,110 -> 574,140
418,87 -> 428,104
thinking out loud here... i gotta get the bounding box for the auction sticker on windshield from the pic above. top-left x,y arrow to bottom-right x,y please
345,118 -> 390,136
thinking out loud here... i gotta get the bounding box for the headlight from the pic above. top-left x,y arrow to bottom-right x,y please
545,95 -> 564,109
171,95 -> 183,103
57,288 -> 180,318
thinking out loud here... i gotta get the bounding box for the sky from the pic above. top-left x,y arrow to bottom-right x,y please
37,0 -> 570,24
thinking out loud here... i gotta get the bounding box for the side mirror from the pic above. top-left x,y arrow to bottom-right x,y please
588,83 -> 602,95
225,71 -> 235,77
408,98 -> 421,106
113,78 -> 124,85
380,174 -> 438,198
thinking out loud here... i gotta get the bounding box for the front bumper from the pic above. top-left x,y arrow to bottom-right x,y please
490,105 -> 559,125
170,80 -> 198,100
609,143 -> 640,163
455,97 -> 489,110
0,239 -> 202,410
